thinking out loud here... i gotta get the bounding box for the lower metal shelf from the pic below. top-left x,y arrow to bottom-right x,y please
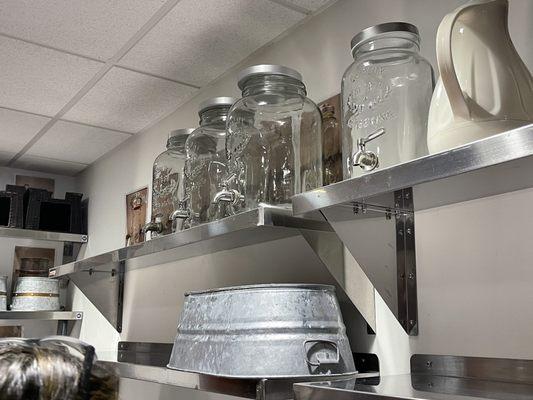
295,355 -> 533,400
100,361 -> 378,400
0,311 -> 83,320
0,311 -> 83,336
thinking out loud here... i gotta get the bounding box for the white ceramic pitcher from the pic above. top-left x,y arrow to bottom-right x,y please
427,0 -> 533,154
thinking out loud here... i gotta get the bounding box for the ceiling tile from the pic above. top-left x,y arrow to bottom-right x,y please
0,36 -> 103,116
64,67 -> 197,133
119,0 -> 305,86
0,0 -> 167,60
284,0 -> 332,12
0,108 -> 51,162
27,120 -> 131,164
13,155 -> 88,176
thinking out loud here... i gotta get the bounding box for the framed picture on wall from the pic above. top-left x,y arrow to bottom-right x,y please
125,187 -> 148,246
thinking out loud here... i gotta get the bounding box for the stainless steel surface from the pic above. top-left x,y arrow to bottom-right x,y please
395,189 -> 417,335
295,355 -> 533,400
237,64 -> 303,89
118,342 -> 173,367
0,311 -> 83,320
411,354 -> 533,385
168,284 -> 355,378
293,124 -> 533,215
49,207 -> 332,278
0,226 -> 87,243
101,361 -> 368,400
49,206 -> 374,337
350,22 -> 420,55
295,374 -> 533,400
198,96 -> 236,113
353,128 -> 386,171
293,126 -> 533,335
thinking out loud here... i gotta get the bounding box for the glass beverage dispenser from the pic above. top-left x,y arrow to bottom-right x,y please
185,97 -> 236,226
143,128 -> 194,237
341,22 -> 434,178
222,64 -> 322,213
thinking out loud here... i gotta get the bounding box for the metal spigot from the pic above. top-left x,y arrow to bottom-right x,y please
170,198 -> 191,221
212,183 -> 244,206
142,217 -> 163,234
353,128 -> 386,171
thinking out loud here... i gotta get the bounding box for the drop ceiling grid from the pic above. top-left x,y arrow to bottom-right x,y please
0,0 -> 330,175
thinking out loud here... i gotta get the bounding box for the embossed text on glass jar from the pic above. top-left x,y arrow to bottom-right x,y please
342,22 -> 434,179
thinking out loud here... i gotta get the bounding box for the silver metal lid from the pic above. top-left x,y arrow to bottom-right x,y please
350,22 -> 420,57
198,97 -> 236,115
169,128 -> 195,138
167,128 -> 194,148
237,64 -> 303,90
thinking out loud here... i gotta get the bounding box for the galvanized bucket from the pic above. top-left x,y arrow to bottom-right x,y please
0,276 -> 7,311
10,277 -> 59,311
168,284 -> 356,378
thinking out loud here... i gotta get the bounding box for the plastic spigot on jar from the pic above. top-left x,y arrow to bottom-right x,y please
226,64 -> 323,213
342,22 -> 434,179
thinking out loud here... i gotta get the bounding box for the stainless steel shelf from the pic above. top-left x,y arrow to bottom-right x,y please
0,226 -> 87,243
49,206 -> 367,335
290,124 -> 533,336
99,361 -> 376,400
295,374 -> 533,400
0,311 -> 83,321
295,355 -> 533,400
292,124 -> 533,215
49,206 -> 329,279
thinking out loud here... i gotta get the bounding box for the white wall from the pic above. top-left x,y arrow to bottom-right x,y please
0,166 -> 77,198
75,0 -> 533,385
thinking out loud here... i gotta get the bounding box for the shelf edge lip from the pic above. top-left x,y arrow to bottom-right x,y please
0,311 -> 83,320
291,124 -> 533,215
0,227 -> 87,243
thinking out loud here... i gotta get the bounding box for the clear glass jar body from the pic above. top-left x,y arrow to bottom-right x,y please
151,143 -> 187,235
321,106 -> 343,185
342,36 -> 434,179
226,75 -> 322,212
185,108 -> 231,226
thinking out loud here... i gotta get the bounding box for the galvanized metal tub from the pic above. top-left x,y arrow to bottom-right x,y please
168,284 -> 356,378
0,276 -> 7,311
10,277 -> 60,311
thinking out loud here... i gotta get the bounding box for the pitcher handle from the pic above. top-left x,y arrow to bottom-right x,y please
436,3 -> 478,120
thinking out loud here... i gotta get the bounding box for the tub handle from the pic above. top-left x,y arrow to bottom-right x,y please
304,340 -> 340,366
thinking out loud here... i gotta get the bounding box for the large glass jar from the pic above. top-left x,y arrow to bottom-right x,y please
144,128 -> 194,237
342,22 -> 434,179
185,97 -> 236,226
225,65 -> 322,213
